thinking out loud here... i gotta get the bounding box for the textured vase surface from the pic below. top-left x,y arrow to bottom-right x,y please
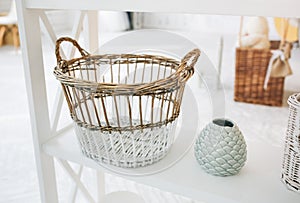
194,118 -> 247,176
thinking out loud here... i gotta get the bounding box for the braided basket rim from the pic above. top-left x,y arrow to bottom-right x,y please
53,53 -> 195,95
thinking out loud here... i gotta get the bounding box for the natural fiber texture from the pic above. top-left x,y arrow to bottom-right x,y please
282,93 -> 300,193
54,37 -> 200,168
234,41 -> 285,106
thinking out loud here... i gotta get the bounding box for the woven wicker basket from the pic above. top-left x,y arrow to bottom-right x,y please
234,16 -> 293,106
54,37 -> 200,168
282,93 -> 300,193
234,41 -> 285,106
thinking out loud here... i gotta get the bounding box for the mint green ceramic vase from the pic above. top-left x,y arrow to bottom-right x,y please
194,118 -> 247,176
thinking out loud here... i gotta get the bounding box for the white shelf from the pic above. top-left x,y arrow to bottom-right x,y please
25,0 -> 300,18
43,125 -> 300,203
43,79 -> 300,203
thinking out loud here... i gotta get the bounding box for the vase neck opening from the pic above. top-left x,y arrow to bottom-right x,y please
296,94 -> 300,102
213,119 -> 234,127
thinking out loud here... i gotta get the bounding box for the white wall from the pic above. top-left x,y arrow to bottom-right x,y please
138,13 -> 280,39
41,11 -> 130,35
0,0 -> 11,14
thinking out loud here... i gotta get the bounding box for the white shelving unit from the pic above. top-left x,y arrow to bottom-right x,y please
43,126 -> 300,203
16,0 -> 300,202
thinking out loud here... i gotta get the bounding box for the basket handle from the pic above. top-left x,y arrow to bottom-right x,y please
180,48 -> 201,71
55,37 -> 90,64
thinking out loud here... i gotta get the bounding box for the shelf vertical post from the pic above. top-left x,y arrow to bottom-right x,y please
84,10 -> 99,53
16,0 -> 59,202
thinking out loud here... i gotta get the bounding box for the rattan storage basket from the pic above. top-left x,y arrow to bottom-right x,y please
282,93 -> 300,193
234,41 -> 285,106
234,16 -> 292,106
54,37 -> 200,168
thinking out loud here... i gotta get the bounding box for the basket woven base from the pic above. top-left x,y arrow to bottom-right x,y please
281,146 -> 300,193
281,174 -> 300,193
74,119 -> 176,168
